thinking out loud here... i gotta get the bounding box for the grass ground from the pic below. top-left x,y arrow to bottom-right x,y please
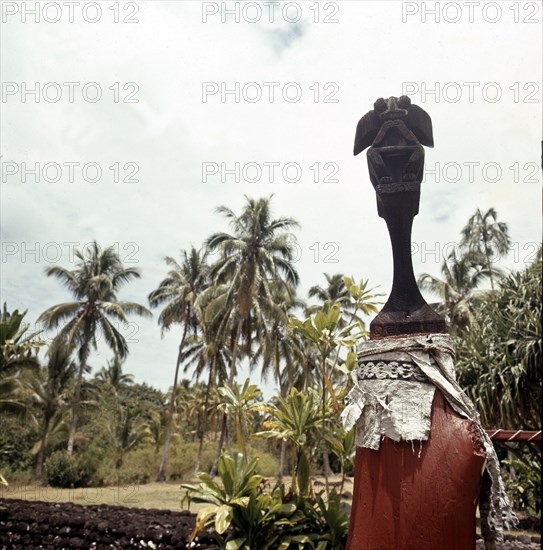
1,481 -> 198,511
1,477 -> 537,540
0,475 -> 354,513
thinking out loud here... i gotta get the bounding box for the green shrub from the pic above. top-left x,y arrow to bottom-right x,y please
503,450 -> 541,516
93,456 -> 116,487
97,447 -> 157,486
114,466 -> 151,485
183,451 -> 349,549
43,450 -> 102,488
252,448 -> 279,477
75,450 -> 101,487
115,454 -> 153,485
0,415 -> 37,471
44,451 -> 80,488
0,465 -> 34,485
168,441 -> 216,481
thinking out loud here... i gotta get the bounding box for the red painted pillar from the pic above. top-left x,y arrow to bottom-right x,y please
346,390 -> 486,550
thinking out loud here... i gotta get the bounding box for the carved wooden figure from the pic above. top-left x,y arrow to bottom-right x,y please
345,96 -> 516,550
354,95 -> 446,339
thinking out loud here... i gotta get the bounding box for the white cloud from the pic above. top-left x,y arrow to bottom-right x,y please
1,0 -> 541,397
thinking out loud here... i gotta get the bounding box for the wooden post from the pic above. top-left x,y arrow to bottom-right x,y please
347,96 -> 499,549
346,389 -> 486,549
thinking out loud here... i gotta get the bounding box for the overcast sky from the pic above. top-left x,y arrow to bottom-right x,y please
1,0 -> 541,397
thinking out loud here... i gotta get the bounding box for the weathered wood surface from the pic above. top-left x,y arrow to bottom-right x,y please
346,390 -> 486,550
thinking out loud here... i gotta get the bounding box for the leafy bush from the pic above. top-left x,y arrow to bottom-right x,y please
503,449 -> 541,516
455,258 -> 541,518
44,451 -> 80,488
0,465 -> 34,485
43,450 -> 100,488
183,451 -> 349,549
93,458 -> 116,486
97,447 -> 157,485
114,466 -> 151,485
168,442 -> 206,480
252,448 -> 279,477
75,449 -> 101,487
0,415 -> 37,471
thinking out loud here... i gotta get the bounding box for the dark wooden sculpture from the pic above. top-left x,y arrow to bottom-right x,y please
347,96 -> 487,550
354,96 -> 446,338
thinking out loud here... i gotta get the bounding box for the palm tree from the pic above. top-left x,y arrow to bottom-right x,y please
31,408 -> 72,467
205,196 -> 300,475
255,387 -> 321,496
34,341 -> 77,479
104,404 -> 152,469
218,378 -> 262,458
148,408 -> 167,455
95,356 -> 134,393
460,207 -> 511,290
418,248 -> 488,333
254,287 -> 305,385
178,381 -> 206,441
0,304 -> 44,415
180,305 -> 229,475
0,303 -> 43,371
38,241 -> 151,456
206,196 -> 300,381
253,286 -> 306,478
148,247 -> 209,481
308,275 -> 382,334
308,274 -> 350,309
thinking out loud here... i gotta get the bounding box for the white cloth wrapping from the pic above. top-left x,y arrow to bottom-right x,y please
341,333 -> 517,544
342,350 -> 437,449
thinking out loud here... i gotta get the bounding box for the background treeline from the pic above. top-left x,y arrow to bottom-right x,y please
1,198 -> 540,518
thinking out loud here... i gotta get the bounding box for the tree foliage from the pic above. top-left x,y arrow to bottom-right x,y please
38,241 -> 151,455
3,201 -> 540,523
455,257 -> 541,429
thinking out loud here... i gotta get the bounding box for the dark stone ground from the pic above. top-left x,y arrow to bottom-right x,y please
0,498 -> 540,549
475,535 -> 541,550
0,498 -> 214,549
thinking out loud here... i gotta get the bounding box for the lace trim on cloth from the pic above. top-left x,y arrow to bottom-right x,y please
343,355 -> 435,449
358,360 -> 429,382
340,333 -> 518,544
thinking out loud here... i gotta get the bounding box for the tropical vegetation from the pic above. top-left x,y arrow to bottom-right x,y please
1,198 -> 540,538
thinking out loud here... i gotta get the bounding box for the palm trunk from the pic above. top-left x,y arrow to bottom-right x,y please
194,364 -> 214,476
480,225 -> 495,291
339,463 -> 346,496
210,318 -> 243,477
67,375 -> 82,456
278,439 -> 287,480
194,426 -> 206,476
67,329 -> 91,456
321,359 -> 330,496
210,414 -> 228,477
484,238 -> 495,290
156,325 -> 188,482
194,411 -> 200,442
292,447 -> 299,495
236,418 -> 246,456
35,412 -> 52,480
323,446 -> 331,486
